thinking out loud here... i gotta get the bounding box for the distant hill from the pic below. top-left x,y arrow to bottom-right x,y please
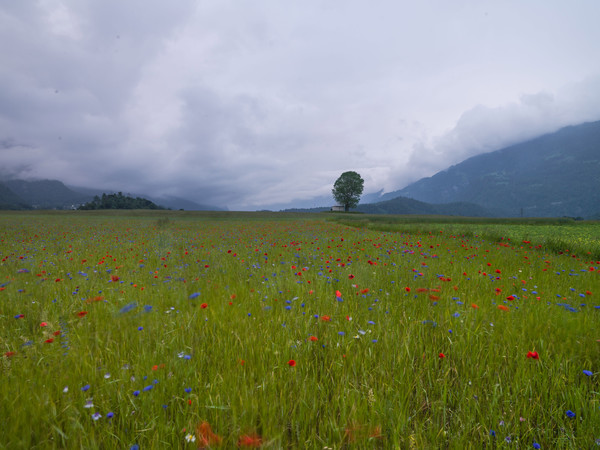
0,183 -> 30,210
3,179 -> 90,209
356,196 -> 493,216
78,192 -> 164,210
147,195 -> 226,211
68,185 -> 224,211
0,179 -> 226,211
280,197 -> 490,216
381,121 -> 600,218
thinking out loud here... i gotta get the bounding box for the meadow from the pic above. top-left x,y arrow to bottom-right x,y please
1,211 -> 599,449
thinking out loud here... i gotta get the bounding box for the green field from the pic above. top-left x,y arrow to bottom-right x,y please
1,211 -> 599,448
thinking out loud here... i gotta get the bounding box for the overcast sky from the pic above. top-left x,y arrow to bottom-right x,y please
1,1 -> 600,210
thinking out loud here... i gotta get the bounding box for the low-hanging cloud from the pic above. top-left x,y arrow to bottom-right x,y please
1,1 -> 600,210
401,76 -> 600,183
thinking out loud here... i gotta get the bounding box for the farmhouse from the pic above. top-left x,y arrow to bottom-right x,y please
330,205 -> 345,212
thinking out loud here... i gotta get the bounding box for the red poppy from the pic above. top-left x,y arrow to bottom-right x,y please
4,351 -> 16,357
110,275 -> 120,282
45,338 -> 54,344
438,353 -> 445,359
348,274 -> 355,279
237,434 -> 263,447
369,425 -> 383,439
77,311 -> 88,318
196,421 -> 222,447
321,315 -> 331,322
288,359 -> 296,367
471,303 -> 479,309
497,305 -> 509,311
53,330 -> 61,336
506,295 -> 515,301
40,322 -> 48,327
526,351 -> 539,360
336,290 -> 342,297
309,336 -> 318,342
200,303 -> 208,309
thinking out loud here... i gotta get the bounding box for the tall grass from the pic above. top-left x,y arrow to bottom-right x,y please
330,214 -> 600,261
1,212 -> 599,448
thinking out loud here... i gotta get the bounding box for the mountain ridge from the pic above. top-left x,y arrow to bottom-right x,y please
379,120 -> 600,218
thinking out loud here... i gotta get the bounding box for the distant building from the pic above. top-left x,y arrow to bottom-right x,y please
331,205 -> 345,212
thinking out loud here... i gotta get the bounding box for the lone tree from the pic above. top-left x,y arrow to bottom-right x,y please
332,171 -> 364,212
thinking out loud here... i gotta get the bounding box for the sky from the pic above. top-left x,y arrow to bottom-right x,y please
1,1 -> 600,210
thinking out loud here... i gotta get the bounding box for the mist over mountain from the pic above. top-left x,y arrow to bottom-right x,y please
1,121 -> 598,216
356,197 -> 494,216
378,121 -> 600,218
0,179 -> 225,211
0,183 -> 30,210
4,179 -> 90,209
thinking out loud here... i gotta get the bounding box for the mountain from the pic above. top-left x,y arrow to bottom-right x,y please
147,195 -> 226,211
0,179 -> 226,211
3,179 -> 90,209
281,196 -> 490,216
0,183 -> 31,210
66,185 -> 224,211
356,197 -> 493,216
381,120 -> 600,218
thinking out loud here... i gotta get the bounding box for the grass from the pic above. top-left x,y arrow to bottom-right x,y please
329,214 -> 600,261
1,211 -> 599,448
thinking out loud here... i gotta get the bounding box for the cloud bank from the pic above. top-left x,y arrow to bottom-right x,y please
1,1 -> 599,209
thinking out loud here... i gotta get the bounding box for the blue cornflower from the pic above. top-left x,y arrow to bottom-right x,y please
184,387 -> 192,393
138,326 -> 143,331
533,442 -> 541,449
566,410 -> 576,418
107,412 -> 114,419
188,292 -> 200,299
81,384 -> 90,392
583,370 -> 593,376
490,430 -> 496,437
143,385 -> 153,392
133,390 -> 140,397
119,302 -> 137,314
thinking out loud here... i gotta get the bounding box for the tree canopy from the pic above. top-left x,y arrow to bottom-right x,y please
78,192 -> 165,210
332,171 -> 364,211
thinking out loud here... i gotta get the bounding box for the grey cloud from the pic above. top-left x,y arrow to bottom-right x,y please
1,2 -> 600,210
401,76 -> 600,187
